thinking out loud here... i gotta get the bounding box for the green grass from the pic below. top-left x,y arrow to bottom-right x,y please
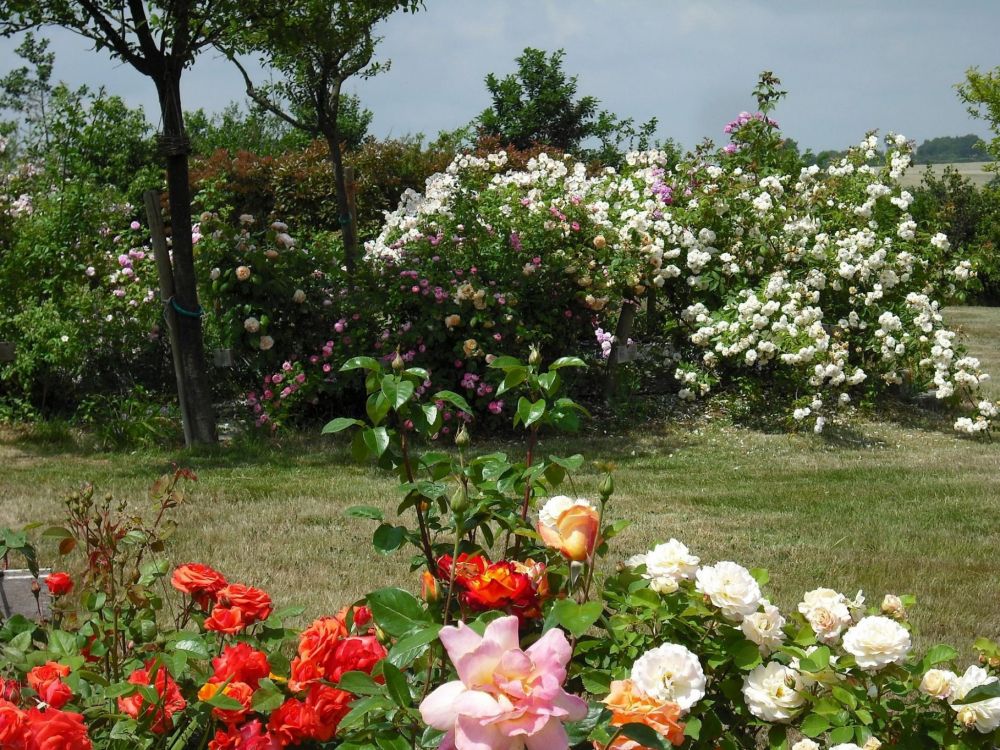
2,308 -> 999,653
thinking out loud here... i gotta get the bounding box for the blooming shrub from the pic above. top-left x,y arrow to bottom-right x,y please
363,75 -> 997,435
3,351 -> 1000,749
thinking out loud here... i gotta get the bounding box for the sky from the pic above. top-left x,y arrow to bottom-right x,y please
1,0 -> 998,152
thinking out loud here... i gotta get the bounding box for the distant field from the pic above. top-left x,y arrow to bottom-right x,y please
901,161 -> 995,188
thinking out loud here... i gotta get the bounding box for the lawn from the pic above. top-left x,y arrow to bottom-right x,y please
1,307 -> 998,652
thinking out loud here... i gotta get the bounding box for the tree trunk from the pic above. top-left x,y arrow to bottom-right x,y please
156,72 -> 217,445
325,132 -> 358,277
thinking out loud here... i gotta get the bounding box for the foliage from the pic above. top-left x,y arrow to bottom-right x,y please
479,47 -> 658,166
915,134 -> 992,165
957,66 -> 1000,170
5,352 -> 1000,748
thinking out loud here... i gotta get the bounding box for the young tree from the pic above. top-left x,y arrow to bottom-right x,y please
225,0 -> 420,275
479,47 -> 657,164
0,32 -> 55,154
958,66 -> 1000,171
0,1 -> 243,444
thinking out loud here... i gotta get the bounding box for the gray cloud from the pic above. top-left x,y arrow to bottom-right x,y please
1,0 -> 996,151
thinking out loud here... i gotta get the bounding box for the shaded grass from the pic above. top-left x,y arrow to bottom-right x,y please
1,308 -> 998,654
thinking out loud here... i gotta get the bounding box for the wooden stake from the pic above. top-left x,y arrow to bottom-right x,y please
144,190 -> 194,447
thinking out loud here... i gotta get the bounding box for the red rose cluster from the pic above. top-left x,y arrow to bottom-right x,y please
0,664 -> 91,749
207,605 -> 381,749
436,553 -> 549,621
171,563 -> 273,633
118,661 -> 187,734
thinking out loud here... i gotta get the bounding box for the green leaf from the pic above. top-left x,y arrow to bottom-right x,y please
496,367 -> 528,396
321,417 -> 365,434
336,671 -> 383,696
345,506 -> 384,521
367,588 -> 429,638
487,355 -> 522,371
551,600 -> 602,638
340,356 -> 381,372
517,397 -> 546,427
683,716 -> 701,739
366,391 -> 391,425
797,646 -> 831,673
382,376 -> 415,409
172,638 -> 211,660
203,690 -> 245,711
103,681 -> 140,699
954,681 -> 1000,704
924,644 -> 959,666
617,723 -> 670,750
800,713 -> 831,737
387,625 -> 442,668
731,639 -> 762,670
372,524 -> 407,554
829,726 -> 855,745
434,390 -> 472,414
832,685 -> 858,710
381,662 -> 411,708
549,356 -> 587,370
250,679 -> 285,712
548,454 -> 584,471
749,567 -> 770,586
361,426 -> 390,458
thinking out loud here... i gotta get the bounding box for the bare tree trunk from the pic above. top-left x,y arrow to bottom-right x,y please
325,132 -> 358,277
156,72 -> 217,445
603,299 -> 637,401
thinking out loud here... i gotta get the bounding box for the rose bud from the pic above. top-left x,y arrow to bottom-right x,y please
537,496 -> 601,562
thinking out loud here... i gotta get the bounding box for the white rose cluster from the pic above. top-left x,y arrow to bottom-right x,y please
627,538 -> 700,593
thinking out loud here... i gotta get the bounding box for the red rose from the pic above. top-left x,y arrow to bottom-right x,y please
208,719 -> 277,750
0,699 -> 28,748
117,662 -> 186,734
267,699 -> 320,747
36,681 -> 72,710
288,657 -> 323,694
436,552 -> 488,583
24,707 -> 91,750
211,643 -> 270,689
216,584 -> 272,624
204,606 -> 247,635
335,604 -> 373,633
171,563 -> 228,607
44,573 -> 73,597
461,561 -> 537,615
26,663 -> 70,696
0,678 -> 21,703
325,636 -> 387,683
297,617 -> 348,665
306,684 -> 352,742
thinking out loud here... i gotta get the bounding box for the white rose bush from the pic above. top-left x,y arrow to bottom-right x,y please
363,74 -> 997,436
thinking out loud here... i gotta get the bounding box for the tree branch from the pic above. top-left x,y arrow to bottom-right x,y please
229,55 -> 315,134
74,0 -> 153,75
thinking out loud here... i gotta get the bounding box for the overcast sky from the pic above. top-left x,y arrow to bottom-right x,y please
2,0 -> 998,152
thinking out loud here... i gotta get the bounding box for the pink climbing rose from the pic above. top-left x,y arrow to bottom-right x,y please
419,615 -> 587,749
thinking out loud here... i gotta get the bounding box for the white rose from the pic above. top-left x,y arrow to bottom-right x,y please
630,643 -> 706,713
949,665 -> 1000,733
628,539 -> 700,594
292,289 -> 306,304
920,668 -> 958,699
880,594 -> 904,619
259,335 -> 274,351
244,316 -> 261,333
742,662 -> 806,722
210,267 -> 221,280
792,741 -> 820,750
798,588 -> 853,643
741,600 -> 786,655
695,561 -> 762,621
842,616 -> 911,670
830,745 -> 863,750
538,495 -> 595,531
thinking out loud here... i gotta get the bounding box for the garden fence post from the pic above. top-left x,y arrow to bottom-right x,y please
144,189 -> 194,447
603,298 -> 637,401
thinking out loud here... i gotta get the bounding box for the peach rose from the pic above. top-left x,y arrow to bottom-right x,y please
537,496 -> 601,562
601,679 -> 685,748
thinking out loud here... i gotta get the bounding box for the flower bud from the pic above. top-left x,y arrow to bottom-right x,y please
957,706 -> 977,728
528,345 -> 541,367
392,351 -> 405,371
990,656 -> 1000,669
599,473 -> 614,500
450,485 -> 468,515
880,593 -> 904,619
421,570 -> 439,603
455,424 -> 470,448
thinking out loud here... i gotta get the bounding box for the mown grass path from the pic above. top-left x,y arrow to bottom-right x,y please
2,307 -> 998,649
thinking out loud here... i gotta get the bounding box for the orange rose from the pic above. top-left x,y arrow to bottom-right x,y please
461,562 -> 536,614
537,497 -> 601,561
211,643 -> 270,689
216,584 -> 272,624
25,707 -> 92,750
297,617 -> 348,665
171,564 -> 227,607
204,606 -> 247,635
421,570 -> 439,603
198,680 -> 253,726
601,679 -> 685,749
27,663 -> 70,695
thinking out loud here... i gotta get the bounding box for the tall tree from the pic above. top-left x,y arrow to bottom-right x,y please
0,0 -> 240,444
224,0 -> 420,276
479,47 -> 657,164
958,66 -> 1000,171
